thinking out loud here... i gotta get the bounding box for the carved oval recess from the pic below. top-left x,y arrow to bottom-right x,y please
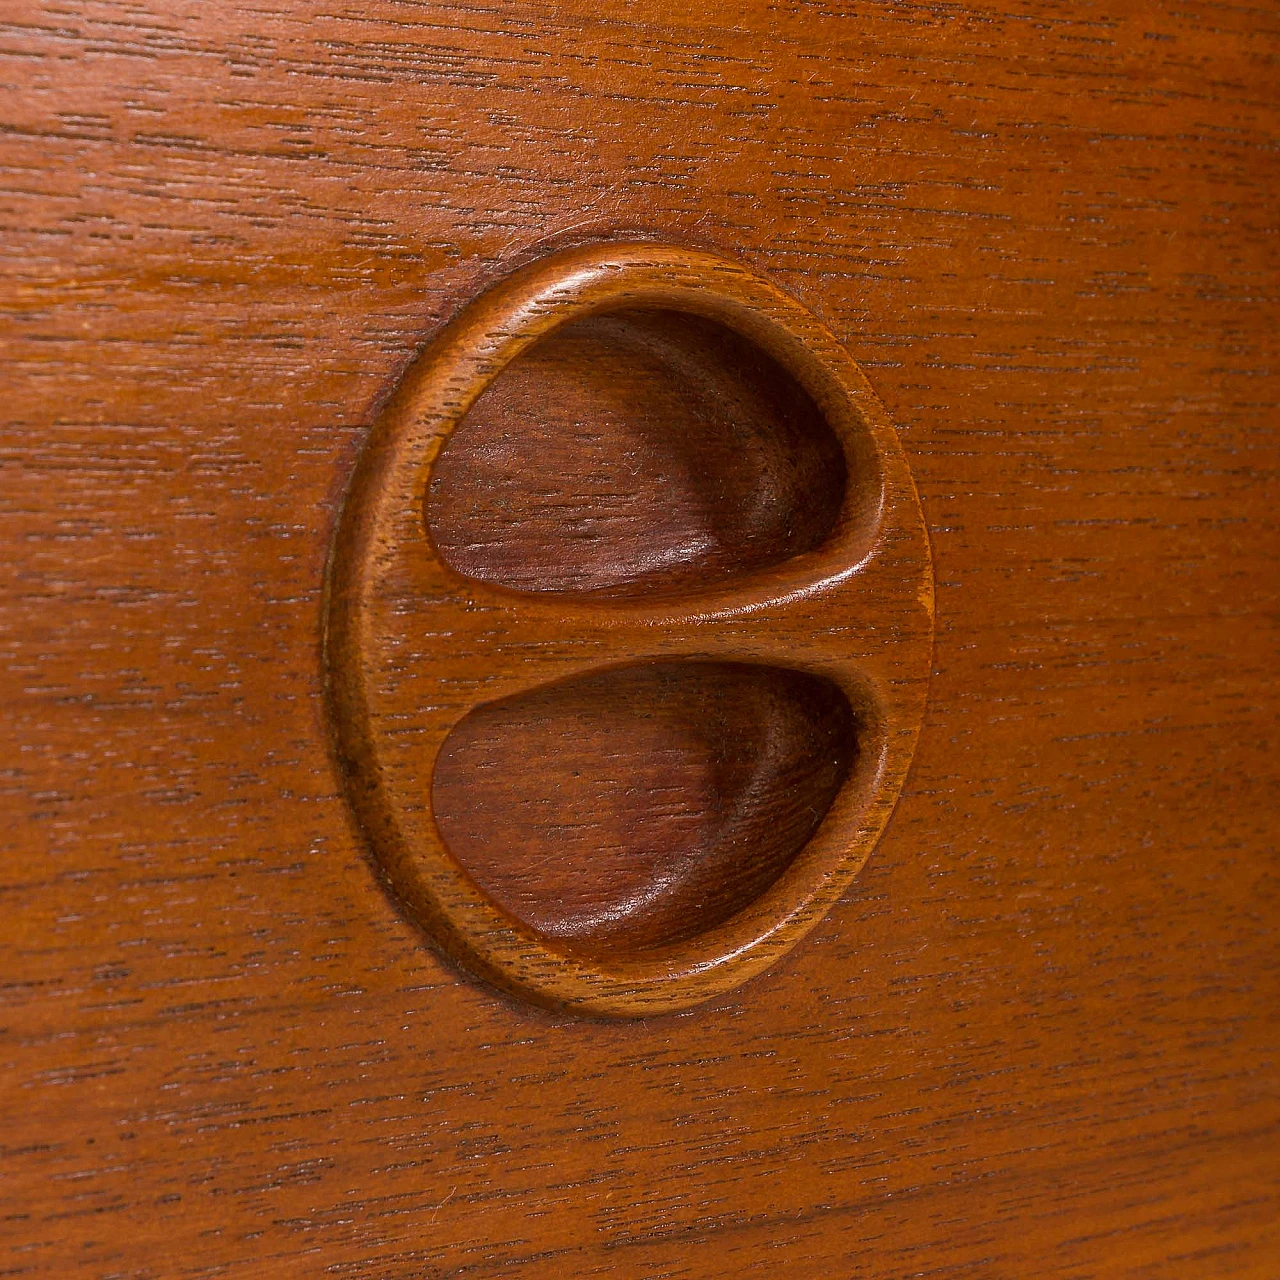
432,661 -> 859,955
325,241 -> 934,1017
427,307 -> 848,598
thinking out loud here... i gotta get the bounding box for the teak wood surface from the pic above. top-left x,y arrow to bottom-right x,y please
326,240 -> 934,1016
2,2 -> 1278,1278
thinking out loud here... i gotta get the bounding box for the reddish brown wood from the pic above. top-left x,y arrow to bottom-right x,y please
2,0 -> 1278,1276
429,307 -> 846,597
325,244 -> 936,1013
433,660 -> 856,952
425,295 -> 865,973
323,240 -> 932,1015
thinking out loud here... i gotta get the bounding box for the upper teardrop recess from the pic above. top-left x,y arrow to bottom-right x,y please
427,308 -> 849,599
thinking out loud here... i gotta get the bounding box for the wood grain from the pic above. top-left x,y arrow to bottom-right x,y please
428,307 -> 846,597
433,661 -> 856,953
323,239 -> 932,1015
2,0 -> 1278,1276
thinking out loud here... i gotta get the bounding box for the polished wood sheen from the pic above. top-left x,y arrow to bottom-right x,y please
429,307 -> 847,596
433,661 -> 856,952
1,1 -> 1278,1277
324,240 -> 933,1014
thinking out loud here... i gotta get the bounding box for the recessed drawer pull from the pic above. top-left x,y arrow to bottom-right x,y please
324,241 -> 933,1016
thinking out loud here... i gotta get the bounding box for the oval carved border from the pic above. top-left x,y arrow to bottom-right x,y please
324,241 -> 934,1017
